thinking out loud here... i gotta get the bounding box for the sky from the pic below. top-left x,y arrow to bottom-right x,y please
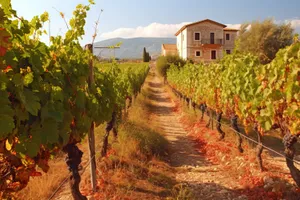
8,0 -> 300,45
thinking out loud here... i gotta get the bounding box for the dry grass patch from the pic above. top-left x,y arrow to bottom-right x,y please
15,157 -> 68,200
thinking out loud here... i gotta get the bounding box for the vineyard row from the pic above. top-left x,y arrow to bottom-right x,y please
166,40 -> 300,186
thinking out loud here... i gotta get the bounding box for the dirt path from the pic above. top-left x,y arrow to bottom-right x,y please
52,65 -> 298,200
146,68 -> 247,200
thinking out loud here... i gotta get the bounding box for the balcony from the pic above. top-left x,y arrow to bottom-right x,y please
200,39 -> 223,45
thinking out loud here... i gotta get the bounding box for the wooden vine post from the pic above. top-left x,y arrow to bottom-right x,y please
85,44 -> 97,192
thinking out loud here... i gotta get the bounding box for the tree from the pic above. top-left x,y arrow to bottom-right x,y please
235,19 -> 294,64
143,47 -> 148,62
143,47 -> 151,62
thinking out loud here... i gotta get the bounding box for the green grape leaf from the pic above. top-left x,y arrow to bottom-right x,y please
285,75 -> 294,103
262,119 -> 272,131
51,86 -> 63,101
40,12 -> 49,22
30,121 -> 42,144
0,0 -> 12,15
13,74 -> 23,87
59,111 -> 72,145
19,89 -> 41,116
0,115 -> 15,138
76,90 -> 86,110
0,92 -> 15,138
15,105 -> 29,122
41,119 -> 58,144
0,73 -> 8,90
15,143 -> 26,155
26,142 -> 40,157
23,72 -> 34,86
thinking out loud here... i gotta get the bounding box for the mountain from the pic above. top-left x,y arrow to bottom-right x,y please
93,37 -> 176,59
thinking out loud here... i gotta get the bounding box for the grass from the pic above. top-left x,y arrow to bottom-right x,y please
117,121 -> 168,157
15,156 -> 69,200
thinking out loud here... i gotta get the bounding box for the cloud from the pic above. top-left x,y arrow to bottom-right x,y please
285,19 -> 300,33
100,22 -> 242,39
100,19 -> 300,39
226,19 -> 300,33
225,23 -> 241,29
100,22 -> 191,39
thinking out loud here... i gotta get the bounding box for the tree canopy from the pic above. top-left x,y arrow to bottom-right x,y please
235,19 -> 294,64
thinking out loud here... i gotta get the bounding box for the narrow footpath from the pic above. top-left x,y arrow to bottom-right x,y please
146,66 -> 246,200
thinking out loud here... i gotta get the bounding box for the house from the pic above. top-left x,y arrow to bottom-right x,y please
161,44 -> 178,56
162,19 -> 238,62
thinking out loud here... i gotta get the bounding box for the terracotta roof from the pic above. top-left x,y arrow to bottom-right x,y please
175,19 -> 227,36
162,44 -> 177,50
224,28 -> 239,32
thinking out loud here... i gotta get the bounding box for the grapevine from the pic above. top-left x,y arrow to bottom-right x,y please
167,40 -> 300,185
0,0 -> 149,198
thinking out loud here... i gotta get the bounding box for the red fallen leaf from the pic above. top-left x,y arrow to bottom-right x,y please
37,159 -> 50,173
7,182 -> 21,190
30,171 -> 42,177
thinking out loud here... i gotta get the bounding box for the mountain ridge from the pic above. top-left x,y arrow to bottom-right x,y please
93,37 -> 176,59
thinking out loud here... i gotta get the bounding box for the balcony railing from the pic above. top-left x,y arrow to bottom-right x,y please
200,39 -> 223,45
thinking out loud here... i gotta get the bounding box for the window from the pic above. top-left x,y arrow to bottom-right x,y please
210,32 -> 215,44
226,33 -> 230,40
211,50 -> 216,60
226,50 -> 231,54
195,51 -> 201,57
194,32 -> 201,41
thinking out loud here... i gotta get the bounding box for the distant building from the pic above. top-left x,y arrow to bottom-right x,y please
161,44 -> 178,56
162,19 -> 238,62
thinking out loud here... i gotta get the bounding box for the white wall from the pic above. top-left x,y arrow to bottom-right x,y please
182,29 -> 188,59
177,33 -> 182,57
177,28 -> 188,59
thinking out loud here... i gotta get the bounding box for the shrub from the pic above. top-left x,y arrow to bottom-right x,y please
156,55 -> 186,77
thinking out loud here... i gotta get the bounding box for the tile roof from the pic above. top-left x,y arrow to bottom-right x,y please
175,19 -> 227,36
224,28 -> 239,31
162,44 -> 177,50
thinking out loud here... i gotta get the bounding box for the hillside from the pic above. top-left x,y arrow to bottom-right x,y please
93,37 -> 176,59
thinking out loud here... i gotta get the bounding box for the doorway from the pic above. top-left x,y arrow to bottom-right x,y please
211,50 -> 216,59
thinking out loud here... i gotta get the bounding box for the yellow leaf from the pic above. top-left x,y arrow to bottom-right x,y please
5,139 -> 12,151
